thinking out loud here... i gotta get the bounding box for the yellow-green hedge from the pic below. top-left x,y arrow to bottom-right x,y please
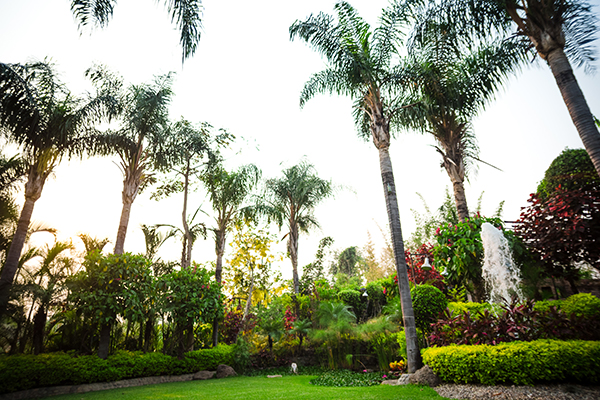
423,339 -> 600,385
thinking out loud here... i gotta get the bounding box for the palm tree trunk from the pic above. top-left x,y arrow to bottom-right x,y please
289,223 -> 300,294
212,227 -> 227,347
181,160 -> 192,269
32,304 -> 46,355
378,146 -> 423,373
451,179 -> 469,223
0,168 -> 46,319
114,198 -> 133,255
547,48 -> 600,177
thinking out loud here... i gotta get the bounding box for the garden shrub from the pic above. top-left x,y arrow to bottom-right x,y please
411,284 -> 448,332
0,345 -> 235,394
561,293 -> 600,318
423,339 -> 600,385
338,289 -> 363,317
310,369 -> 386,387
447,301 -> 498,318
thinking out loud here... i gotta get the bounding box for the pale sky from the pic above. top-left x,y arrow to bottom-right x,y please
1,0 -> 599,280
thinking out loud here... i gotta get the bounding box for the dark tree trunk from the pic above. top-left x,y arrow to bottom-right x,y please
212,227 -> 227,347
98,322 -> 111,359
143,315 -> 154,352
32,304 -> 46,355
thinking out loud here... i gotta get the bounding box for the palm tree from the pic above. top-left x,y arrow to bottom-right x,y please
399,22 -> 523,222
413,0 -> 600,177
255,161 -> 333,296
139,224 -> 176,262
97,72 -> 174,255
289,2 -> 422,372
201,161 -> 260,346
0,61 -> 119,319
70,0 -> 203,62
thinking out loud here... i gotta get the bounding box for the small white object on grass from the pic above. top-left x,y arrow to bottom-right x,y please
291,363 -> 298,374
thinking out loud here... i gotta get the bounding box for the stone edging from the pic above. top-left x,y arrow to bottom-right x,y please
0,374 -> 196,400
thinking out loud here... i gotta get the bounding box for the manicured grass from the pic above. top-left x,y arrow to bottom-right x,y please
48,375 -> 451,400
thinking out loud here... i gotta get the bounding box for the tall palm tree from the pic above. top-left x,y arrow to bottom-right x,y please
290,2 -> 422,372
0,61 -> 119,319
255,161 -> 333,296
201,161 -> 260,346
399,22 -> 524,222
412,0 -> 600,177
70,0 -> 203,62
95,72 -> 174,255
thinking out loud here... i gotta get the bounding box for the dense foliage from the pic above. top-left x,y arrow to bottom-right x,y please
423,340 -> 600,385
410,285 -> 448,333
310,369 -> 386,387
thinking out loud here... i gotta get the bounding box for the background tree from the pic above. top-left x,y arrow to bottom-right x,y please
290,2 -> 422,371
200,161 -> 260,346
70,0 -> 203,62
0,154 -> 28,266
255,161 -> 333,295
96,72 -> 174,255
400,20 -> 522,222
299,236 -> 334,294
416,0 -> 600,177
0,61 -> 119,319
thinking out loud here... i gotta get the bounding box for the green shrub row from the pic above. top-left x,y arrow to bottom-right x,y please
534,293 -> 600,318
423,339 -> 600,385
0,344 -> 234,394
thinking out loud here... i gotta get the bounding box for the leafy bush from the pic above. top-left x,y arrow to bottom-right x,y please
0,345 -> 235,394
561,293 -> 600,318
447,302 -> 498,318
423,339 -> 600,385
430,299 -> 600,347
410,284 -> 448,332
310,369 -> 386,387
337,289 -> 364,317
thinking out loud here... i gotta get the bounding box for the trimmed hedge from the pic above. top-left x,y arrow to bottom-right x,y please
0,344 -> 234,394
423,339 -> 600,385
534,293 -> 600,318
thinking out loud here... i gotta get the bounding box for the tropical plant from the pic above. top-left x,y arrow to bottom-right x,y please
68,252 -> 154,359
254,161 -> 333,295
70,0 -> 203,62
290,1 -> 422,371
95,71 -> 174,255
139,224 -> 176,262
413,0 -> 600,177
400,17 -> 522,222
200,161 -> 261,346
299,236 -> 334,294
0,61 -> 119,319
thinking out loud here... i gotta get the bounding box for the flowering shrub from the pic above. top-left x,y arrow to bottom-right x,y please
389,359 -> 406,372
283,307 -> 296,331
221,306 -> 257,344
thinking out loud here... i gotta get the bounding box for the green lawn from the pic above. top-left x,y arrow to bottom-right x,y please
48,375 -> 452,400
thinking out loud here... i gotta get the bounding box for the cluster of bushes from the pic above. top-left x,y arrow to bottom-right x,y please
423,339 -> 600,385
429,294 -> 600,346
0,344 -> 234,394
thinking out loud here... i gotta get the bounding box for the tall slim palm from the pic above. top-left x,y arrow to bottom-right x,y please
290,2 -> 423,372
400,23 -> 523,222
70,0 -> 203,62
414,0 -> 600,177
98,73 -> 174,255
255,161 -> 332,296
202,161 -> 260,346
0,61 -> 119,319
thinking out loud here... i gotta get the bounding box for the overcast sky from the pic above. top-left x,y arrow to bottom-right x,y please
1,0 -> 599,280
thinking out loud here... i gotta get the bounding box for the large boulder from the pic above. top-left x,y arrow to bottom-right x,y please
409,365 -> 441,387
216,364 -> 237,379
193,370 -> 215,380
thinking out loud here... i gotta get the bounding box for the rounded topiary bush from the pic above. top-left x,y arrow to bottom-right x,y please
411,284 -> 448,332
338,289 -> 363,316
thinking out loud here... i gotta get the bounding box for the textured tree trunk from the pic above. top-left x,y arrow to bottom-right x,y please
114,199 -> 133,255
98,322 -> 111,359
181,160 -> 192,269
288,222 -> 300,294
0,167 -> 47,319
547,48 -> 600,178
378,146 -> 423,373
143,315 -> 154,352
451,179 -> 469,223
212,227 -> 227,347
32,304 -> 46,355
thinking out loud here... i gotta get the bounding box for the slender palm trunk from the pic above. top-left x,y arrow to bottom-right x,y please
288,222 -> 300,294
378,146 -> 423,373
449,175 -> 469,223
32,303 -> 46,355
0,168 -> 47,319
212,226 -> 227,347
114,199 -> 133,255
547,48 -> 600,177
181,160 -> 192,269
